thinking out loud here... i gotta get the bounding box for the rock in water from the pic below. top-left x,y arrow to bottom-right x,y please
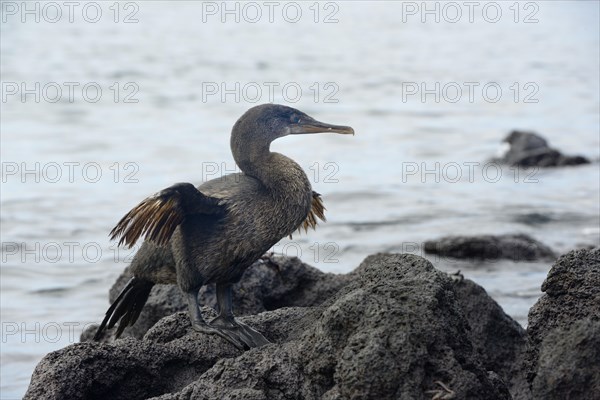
423,233 -> 556,261
496,130 -> 589,167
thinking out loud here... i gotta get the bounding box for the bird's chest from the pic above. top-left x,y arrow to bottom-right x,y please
215,164 -> 313,269
271,190 -> 313,236
247,183 -> 311,234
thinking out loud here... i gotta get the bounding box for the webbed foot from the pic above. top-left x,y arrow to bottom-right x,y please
189,283 -> 271,349
191,321 -> 247,350
209,314 -> 270,349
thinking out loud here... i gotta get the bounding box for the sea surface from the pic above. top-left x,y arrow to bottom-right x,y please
1,1 -> 599,398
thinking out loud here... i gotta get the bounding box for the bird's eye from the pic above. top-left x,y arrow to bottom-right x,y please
291,115 -> 301,124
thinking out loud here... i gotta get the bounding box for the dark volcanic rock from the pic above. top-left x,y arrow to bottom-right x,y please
85,255 -> 350,341
496,130 -> 589,167
525,248 -> 600,399
29,254 -> 516,400
451,278 -> 528,398
423,233 -> 556,261
198,255 -> 350,315
25,307 -> 295,400
532,318 -> 600,400
297,254 -> 510,400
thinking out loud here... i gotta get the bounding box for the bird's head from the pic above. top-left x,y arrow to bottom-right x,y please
230,104 -> 353,175
232,104 -> 354,146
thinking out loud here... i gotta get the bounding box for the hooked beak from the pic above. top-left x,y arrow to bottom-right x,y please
290,118 -> 355,136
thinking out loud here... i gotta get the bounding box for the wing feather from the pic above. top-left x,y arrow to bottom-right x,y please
109,182 -> 223,248
297,191 -> 327,234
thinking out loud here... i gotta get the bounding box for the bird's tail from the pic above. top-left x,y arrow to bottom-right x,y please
93,277 -> 154,341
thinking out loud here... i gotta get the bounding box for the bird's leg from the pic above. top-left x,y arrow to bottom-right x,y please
186,288 -> 245,350
209,283 -> 271,348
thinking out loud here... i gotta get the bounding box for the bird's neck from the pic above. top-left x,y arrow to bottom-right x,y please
234,146 -> 311,199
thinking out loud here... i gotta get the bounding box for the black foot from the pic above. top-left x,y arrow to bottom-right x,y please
191,321 -> 246,350
208,315 -> 270,349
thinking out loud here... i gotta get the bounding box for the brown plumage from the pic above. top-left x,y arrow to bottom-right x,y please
94,104 -> 353,348
110,196 -> 182,248
302,191 -> 327,232
111,189 -> 326,249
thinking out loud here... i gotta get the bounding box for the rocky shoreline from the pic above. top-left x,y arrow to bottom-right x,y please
25,247 -> 599,399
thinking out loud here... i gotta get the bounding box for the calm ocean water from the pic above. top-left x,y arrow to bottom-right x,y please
1,1 -> 599,398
